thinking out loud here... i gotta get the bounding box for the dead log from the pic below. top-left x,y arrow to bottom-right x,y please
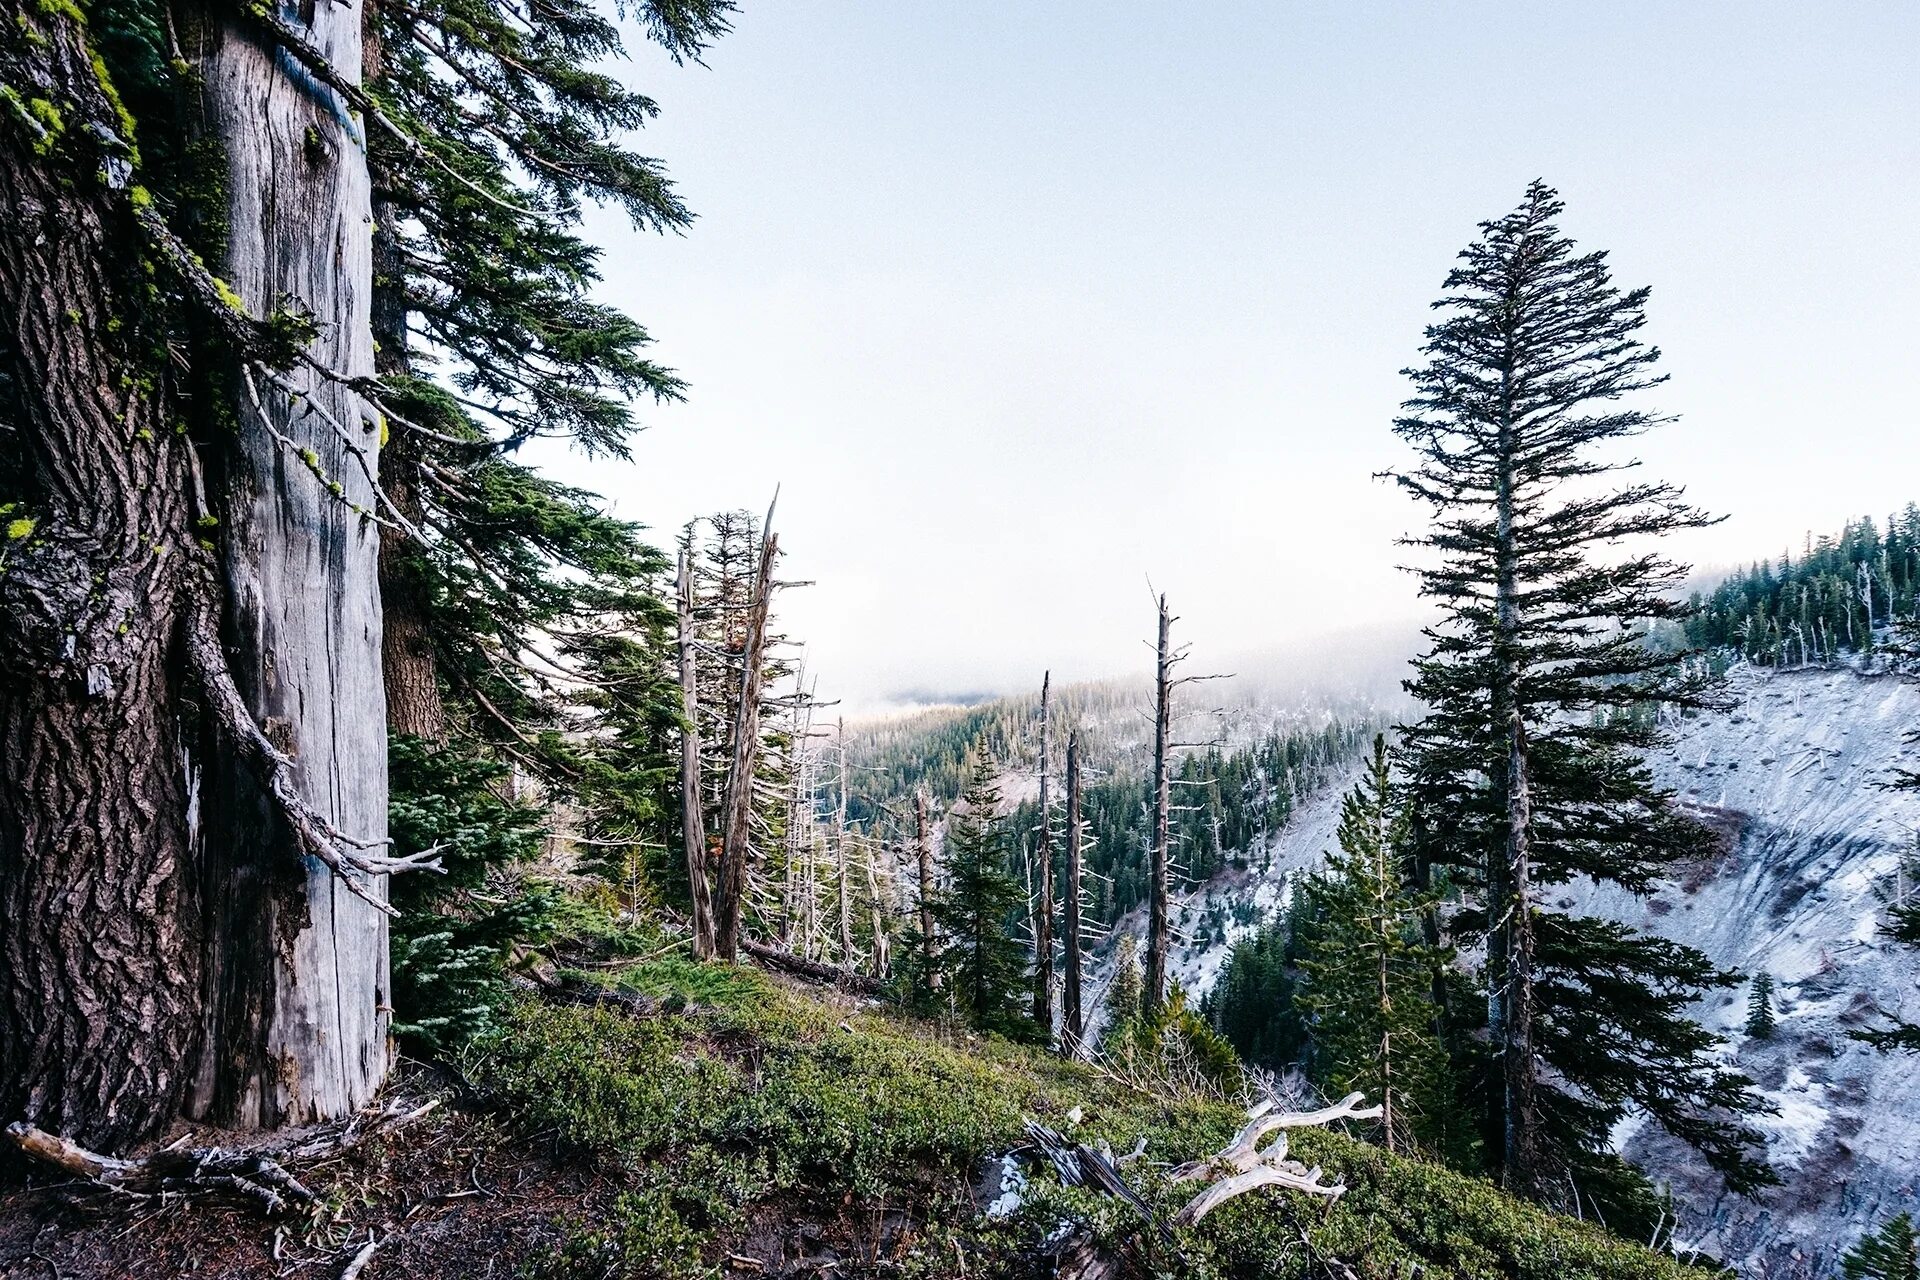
742,939 -> 887,996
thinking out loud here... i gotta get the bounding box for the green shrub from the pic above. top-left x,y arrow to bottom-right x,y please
466,957 -> 1719,1280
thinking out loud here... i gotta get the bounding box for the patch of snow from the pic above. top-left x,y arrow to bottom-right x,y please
984,1153 -> 1027,1218
1087,660 -> 1920,1278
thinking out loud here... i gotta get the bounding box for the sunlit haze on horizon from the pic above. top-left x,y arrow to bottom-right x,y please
528,2 -> 1918,716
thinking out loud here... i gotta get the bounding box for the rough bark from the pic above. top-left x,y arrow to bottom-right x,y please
714,525 -> 776,961
1061,732 -> 1085,1055
0,5 -> 204,1147
375,441 -> 442,740
364,0 -> 445,745
1492,403 -> 1537,1190
190,0 -> 391,1129
676,545 -> 715,958
1033,672 -> 1054,1033
1145,596 -> 1173,1015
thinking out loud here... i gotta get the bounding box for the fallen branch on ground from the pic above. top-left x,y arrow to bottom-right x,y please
1169,1091 -> 1381,1225
1014,1091 -> 1379,1277
4,1098 -> 439,1216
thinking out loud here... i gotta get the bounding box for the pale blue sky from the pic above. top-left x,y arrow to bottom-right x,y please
540,2 -> 1919,711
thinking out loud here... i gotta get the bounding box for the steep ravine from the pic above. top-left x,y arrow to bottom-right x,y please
1086,662 -> 1920,1278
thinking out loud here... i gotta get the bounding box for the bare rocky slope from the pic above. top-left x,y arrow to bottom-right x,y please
1089,660 -> 1920,1278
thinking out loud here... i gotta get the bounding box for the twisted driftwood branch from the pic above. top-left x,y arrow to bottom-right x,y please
1015,1091 -> 1380,1276
1168,1091 -> 1380,1226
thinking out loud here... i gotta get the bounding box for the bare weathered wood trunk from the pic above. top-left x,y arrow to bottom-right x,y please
1061,733 -> 1084,1055
1502,708 -> 1537,1184
864,838 -> 891,978
1145,596 -> 1173,1016
1491,413 -> 1538,1190
1032,672 -> 1054,1034
0,5 -> 204,1147
915,789 -> 939,990
677,545 -> 715,958
835,720 -> 853,963
715,525 -> 776,962
190,1 -> 391,1128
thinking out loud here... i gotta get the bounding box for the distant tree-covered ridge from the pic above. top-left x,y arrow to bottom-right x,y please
843,686 -> 1377,933
1683,505 -> 1919,664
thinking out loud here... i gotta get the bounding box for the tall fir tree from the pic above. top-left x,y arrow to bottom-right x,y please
1387,181 -> 1770,1208
1294,736 -> 1450,1155
930,748 -> 1033,1038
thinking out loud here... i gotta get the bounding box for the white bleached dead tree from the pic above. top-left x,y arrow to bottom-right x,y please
1061,731 -> 1086,1055
1033,672 -> 1056,1032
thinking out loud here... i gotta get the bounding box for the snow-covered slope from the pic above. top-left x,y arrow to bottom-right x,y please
1088,661 -> 1920,1277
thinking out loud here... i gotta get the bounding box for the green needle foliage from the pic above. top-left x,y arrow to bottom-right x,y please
1684,506 -> 1919,665
1843,1214 -> 1920,1280
388,734 -> 550,1052
1386,181 -> 1770,1212
355,0 -> 739,971
929,748 -> 1034,1040
1294,736 -> 1450,1156
1202,908 -> 1309,1072
1745,972 -> 1777,1040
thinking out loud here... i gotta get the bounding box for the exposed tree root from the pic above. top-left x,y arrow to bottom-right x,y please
4,1098 -> 440,1216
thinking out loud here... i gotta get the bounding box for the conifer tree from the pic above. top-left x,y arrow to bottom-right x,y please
1842,1214 -> 1920,1280
1854,617 -> 1920,1052
1745,972 -> 1777,1039
1294,736 -> 1449,1154
1202,912 -> 1307,1071
1852,836 -> 1920,1054
1103,937 -> 1146,1041
930,748 -> 1032,1037
1387,181 -> 1769,1205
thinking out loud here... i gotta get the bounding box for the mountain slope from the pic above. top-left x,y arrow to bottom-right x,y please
1095,661 -> 1920,1277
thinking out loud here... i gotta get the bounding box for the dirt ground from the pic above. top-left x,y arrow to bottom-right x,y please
0,1102 -> 597,1280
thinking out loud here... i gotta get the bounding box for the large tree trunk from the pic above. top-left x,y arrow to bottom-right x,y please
0,8 -> 205,1148
1491,406 -> 1537,1190
364,2 -> 445,746
1145,596 -> 1173,1016
374,422 -> 443,741
189,0 -> 391,1128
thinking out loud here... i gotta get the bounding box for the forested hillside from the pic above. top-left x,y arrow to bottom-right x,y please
1684,508 -> 1920,665
843,681 -> 1380,931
